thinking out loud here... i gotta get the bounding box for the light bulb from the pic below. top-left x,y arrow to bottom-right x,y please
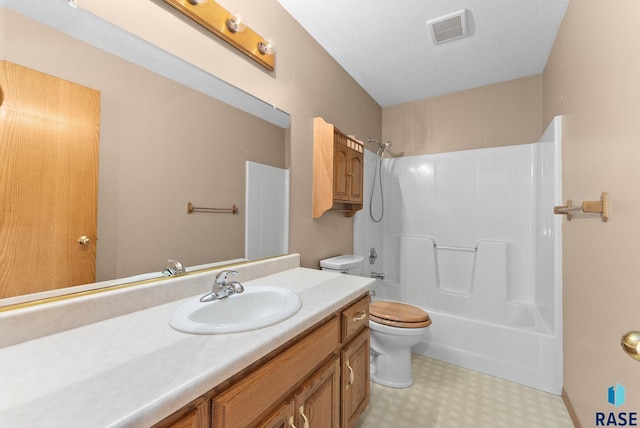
226,13 -> 247,33
257,39 -> 276,55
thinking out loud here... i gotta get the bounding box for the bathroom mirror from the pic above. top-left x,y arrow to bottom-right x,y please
0,2 -> 290,306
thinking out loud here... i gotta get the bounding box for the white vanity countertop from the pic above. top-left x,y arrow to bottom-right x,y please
0,267 -> 373,428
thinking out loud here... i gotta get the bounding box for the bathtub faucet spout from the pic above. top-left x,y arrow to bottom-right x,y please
371,272 -> 385,280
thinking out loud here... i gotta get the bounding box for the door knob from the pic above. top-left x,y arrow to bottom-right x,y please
621,331 -> 640,361
78,236 -> 91,245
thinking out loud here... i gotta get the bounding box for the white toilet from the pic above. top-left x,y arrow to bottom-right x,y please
320,255 -> 431,388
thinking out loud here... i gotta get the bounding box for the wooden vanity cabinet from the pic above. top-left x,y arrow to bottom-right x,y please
339,295 -> 370,427
341,329 -> 370,427
313,117 -> 365,218
155,293 -> 370,428
259,357 -> 341,428
212,318 -> 339,427
294,357 -> 341,427
160,397 -> 210,428
256,400 -> 295,428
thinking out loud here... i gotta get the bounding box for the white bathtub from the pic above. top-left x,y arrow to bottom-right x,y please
355,117 -> 564,395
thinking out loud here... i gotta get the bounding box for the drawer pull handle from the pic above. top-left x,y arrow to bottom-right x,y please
288,415 -> 296,428
353,311 -> 367,322
299,405 -> 310,428
346,359 -> 355,388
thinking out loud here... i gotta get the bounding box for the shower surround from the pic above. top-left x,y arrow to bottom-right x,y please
354,117 -> 563,394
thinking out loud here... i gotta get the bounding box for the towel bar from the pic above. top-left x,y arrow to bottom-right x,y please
187,202 -> 238,215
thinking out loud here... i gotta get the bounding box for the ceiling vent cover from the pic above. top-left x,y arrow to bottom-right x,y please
427,9 -> 469,44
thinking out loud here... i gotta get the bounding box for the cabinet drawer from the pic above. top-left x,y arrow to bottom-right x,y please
212,317 -> 339,427
341,295 -> 369,342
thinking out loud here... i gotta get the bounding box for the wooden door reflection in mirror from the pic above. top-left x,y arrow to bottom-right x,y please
0,61 -> 100,298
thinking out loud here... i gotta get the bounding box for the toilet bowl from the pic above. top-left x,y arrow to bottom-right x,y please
369,300 -> 431,388
319,255 -> 432,389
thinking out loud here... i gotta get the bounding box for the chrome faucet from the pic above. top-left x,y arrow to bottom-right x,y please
371,272 -> 385,280
162,259 -> 186,277
200,270 -> 245,302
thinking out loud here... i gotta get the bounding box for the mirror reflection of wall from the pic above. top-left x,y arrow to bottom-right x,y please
0,9 -> 286,299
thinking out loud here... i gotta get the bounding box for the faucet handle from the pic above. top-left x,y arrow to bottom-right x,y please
163,259 -> 186,276
169,259 -> 185,274
215,270 -> 238,284
227,280 -> 244,294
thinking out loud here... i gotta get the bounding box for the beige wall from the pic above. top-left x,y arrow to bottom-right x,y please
2,10 -> 285,281
382,75 -> 543,155
544,0 -> 640,423
76,0 -> 382,270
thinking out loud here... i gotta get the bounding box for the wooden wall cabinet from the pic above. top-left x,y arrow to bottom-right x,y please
156,293 -> 370,428
313,117 -> 364,218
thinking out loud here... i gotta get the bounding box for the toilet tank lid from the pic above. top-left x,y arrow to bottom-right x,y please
320,255 -> 364,270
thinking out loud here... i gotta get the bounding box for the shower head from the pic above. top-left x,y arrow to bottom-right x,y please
368,138 -> 392,150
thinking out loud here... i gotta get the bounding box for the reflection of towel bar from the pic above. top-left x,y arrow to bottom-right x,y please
553,192 -> 608,222
187,202 -> 238,215
434,244 -> 477,252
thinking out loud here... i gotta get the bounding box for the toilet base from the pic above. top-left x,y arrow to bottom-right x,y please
371,371 -> 414,388
370,350 -> 414,388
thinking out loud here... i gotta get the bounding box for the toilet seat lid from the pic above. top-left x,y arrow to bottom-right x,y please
369,301 -> 432,328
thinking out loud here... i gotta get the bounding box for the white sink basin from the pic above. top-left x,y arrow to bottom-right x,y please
169,286 -> 302,334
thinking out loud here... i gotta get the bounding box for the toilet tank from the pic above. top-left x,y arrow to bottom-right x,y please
320,255 -> 364,275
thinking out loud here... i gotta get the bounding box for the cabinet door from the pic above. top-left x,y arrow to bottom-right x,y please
342,329 -> 370,428
333,142 -> 350,202
295,357 -> 340,428
348,150 -> 364,203
257,400 -> 295,428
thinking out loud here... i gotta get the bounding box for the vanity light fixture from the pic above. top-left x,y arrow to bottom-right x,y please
163,0 -> 275,71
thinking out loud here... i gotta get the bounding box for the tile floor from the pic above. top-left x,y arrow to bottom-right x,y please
356,354 -> 574,428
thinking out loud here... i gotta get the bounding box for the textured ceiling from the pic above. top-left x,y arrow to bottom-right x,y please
277,0 -> 570,107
